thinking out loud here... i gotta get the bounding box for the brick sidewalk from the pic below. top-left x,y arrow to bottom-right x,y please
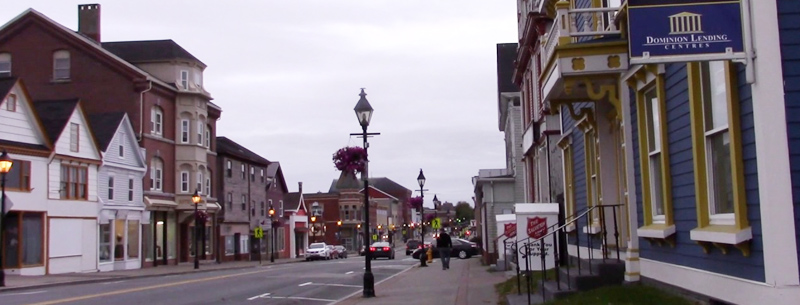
336,257 -> 510,305
0,258 -> 304,292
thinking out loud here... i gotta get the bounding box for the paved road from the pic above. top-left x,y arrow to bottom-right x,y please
0,250 -> 417,305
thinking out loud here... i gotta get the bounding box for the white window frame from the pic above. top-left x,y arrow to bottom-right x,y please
250,167 -> 255,181
108,176 -> 115,201
151,107 -> 163,136
0,53 -> 10,76
180,119 -> 189,143
204,125 -> 211,148
196,171 -> 203,194
700,61 -> 735,225
644,87 -> 666,223
241,164 -> 246,179
128,178 -> 134,201
5,94 -> 16,112
150,158 -> 163,191
205,176 -> 211,197
69,122 -> 80,152
181,171 -> 189,193
197,121 -> 203,146
226,160 -> 232,177
241,194 -> 247,211
180,70 -> 189,89
53,50 -> 70,80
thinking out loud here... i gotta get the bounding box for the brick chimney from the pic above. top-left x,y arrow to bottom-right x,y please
298,182 -> 303,194
78,4 -> 101,43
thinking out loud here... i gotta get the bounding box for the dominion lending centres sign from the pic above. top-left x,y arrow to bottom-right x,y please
628,0 -> 745,64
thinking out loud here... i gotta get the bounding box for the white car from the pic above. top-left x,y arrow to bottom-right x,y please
305,242 -> 331,261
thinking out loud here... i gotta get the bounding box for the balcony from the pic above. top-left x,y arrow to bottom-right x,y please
539,3 -> 628,103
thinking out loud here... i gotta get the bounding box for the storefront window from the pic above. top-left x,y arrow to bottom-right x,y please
143,220 -> 153,261
204,225 -> 213,255
225,235 -> 234,255
3,212 -> 44,268
128,220 -> 139,258
99,223 -> 112,262
114,219 -> 125,260
167,211 -> 176,259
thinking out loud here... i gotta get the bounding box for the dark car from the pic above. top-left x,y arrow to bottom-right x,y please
334,245 -> 348,259
405,239 -> 421,255
369,242 -> 395,260
412,239 -> 478,259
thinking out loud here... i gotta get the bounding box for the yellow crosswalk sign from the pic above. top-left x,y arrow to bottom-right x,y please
254,227 -> 264,239
432,217 -> 441,229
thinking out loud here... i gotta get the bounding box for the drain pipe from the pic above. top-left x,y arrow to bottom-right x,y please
138,80 -> 153,141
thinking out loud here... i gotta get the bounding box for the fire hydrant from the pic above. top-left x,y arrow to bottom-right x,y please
426,247 -> 433,263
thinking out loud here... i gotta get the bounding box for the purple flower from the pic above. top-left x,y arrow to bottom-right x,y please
195,210 -> 209,224
408,196 -> 423,210
332,146 -> 368,176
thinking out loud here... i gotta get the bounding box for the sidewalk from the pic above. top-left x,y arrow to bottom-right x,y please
337,257 -> 511,305
0,257 -> 304,293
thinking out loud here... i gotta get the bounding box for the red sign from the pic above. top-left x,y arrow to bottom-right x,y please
527,217 -> 548,239
504,223 -> 517,238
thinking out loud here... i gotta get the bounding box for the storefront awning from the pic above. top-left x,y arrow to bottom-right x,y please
144,196 -> 177,210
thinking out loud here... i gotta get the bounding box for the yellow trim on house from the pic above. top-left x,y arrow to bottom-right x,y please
540,42 -> 628,81
632,70 -> 674,232
687,61 -> 750,236
559,135 -> 576,221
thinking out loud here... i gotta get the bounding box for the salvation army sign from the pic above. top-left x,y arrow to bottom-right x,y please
628,0 -> 745,64
527,217 -> 548,239
504,223 -> 517,238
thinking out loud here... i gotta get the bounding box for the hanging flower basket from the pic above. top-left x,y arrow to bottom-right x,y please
332,146 -> 368,176
408,196 -> 423,211
195,210 -> 209,224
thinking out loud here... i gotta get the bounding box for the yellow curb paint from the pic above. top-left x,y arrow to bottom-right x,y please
27,269 -> 271,305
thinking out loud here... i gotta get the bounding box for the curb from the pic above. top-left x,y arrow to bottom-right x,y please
0,259 -> 304,293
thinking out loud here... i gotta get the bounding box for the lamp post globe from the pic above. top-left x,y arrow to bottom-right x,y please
354,88 -> 375,297
0,150 -> 14,287
191,190 -> 201,269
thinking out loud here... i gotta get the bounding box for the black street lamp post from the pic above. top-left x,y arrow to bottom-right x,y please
0,150 -> 15,287
268,204 -> 275,263
311,215 -> 317,243
417,169 -> 427,267
191,190 -> 201,270
351,88 -> 379,298
337,220 -> 342,243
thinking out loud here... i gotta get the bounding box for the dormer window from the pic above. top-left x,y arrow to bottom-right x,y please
0,53 -> 10,77
118,144 -> 124,158
53,50 -> 70,80
180,70 -> 189,89
69,123 -> 80,152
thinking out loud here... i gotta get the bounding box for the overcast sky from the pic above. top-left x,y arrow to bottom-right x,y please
2,1 -> 518,207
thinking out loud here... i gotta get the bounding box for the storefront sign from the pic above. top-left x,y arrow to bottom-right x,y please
504,223 -> 517,238
628,0 -> 745,64
527,217 -> 547,239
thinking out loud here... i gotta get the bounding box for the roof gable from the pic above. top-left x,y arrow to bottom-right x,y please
216,136 -> 270,166
89,112 -> 146,169
34,99 -> 101,160
0,78 -> 50,150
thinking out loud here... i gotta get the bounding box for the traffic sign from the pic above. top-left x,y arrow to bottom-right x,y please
254,227 -> 264,239
432,217 -> 442,229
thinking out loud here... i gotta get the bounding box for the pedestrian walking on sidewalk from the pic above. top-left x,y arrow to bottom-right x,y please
436,229 -> 452,270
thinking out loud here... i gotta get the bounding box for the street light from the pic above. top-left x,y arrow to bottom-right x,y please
337,220 -> 342,243
0,150 -> 14,287
191,190 -> 201,270
268,204 -> 276,263
352,88 -> 378,298
417,169 -> 427,267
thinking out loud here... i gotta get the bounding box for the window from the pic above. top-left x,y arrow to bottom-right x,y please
240,235 -> 249,254
241,195 -> 247,211
128,178 -> 134,201
151,107 -> 163,136
181,120 -> 189,143
118,144 -> 124,158
5,94 -> 16,112
241,164 -> 246,179
196,171 -> 203,194
227,192 -> 233,210
108,176 -> 114,200
260,169 -> 265,182
194,71 -> 202,88
53,50 -> 70,80
260,201 -> 265,216
69,123 -> 79,152
99,223 -> 111,262
205,176 -> 211,197
250,167 -> 255,182
180,171 -> 189,193
631,66 -> 675,238
60,165 -> 88,199
687,61 -> 750,244
277,227 -> 285,251
180,70 -> 189,89
279,200 -> 284,215
4,159 -> 31,190
205,125 -> 211,148
197,121 -> 203,145
3,212 -> 45,267
0,53 -> 10,76
128,220 -> 140,258
225,236 -> 234,255
226,160 -> 232,177
150,158 -> 163,191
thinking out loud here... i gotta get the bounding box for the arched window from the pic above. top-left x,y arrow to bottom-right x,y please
53,50 -> 70,80
205,124 -> 211,148
0,53 -> 11,76
150,157 -> 163,191
151,106 -> 164,136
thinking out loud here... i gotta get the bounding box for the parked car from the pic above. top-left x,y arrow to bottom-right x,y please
405,239 -> 421,255
412,239 -> 478,259
369,242 -> 395,260
334,245 -> 348,259
326,245 -> 339,259
305,242 -> 331,261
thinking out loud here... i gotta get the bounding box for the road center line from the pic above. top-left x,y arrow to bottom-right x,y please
26,269 -> 274,305
299,282 -> 313,286
247,292 -> 271,300
101,280 -> 126,285
311,283 -> 361,288
4,290 -> 47,296
345,271 -> 354,275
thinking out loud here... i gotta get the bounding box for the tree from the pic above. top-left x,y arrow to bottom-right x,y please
454,201 -> 474,223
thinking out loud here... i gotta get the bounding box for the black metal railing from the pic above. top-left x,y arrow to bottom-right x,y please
505,204 -> 624,304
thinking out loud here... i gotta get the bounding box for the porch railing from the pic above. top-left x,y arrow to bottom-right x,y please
539,6 -> 621,75
504,204 -> 624,304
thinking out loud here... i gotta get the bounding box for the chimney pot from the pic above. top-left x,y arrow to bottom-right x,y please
78,4 -> 101,43
298,182 -> 303,194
